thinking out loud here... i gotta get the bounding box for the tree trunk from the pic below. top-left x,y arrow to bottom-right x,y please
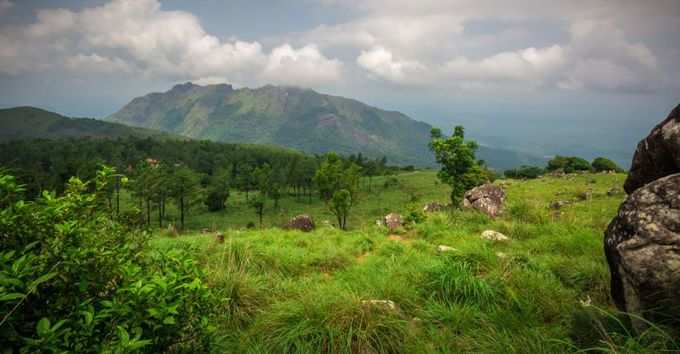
146,198 -> 151,226
180,196 -> 185,230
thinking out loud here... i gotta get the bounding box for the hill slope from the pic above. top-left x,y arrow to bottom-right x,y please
0,106 -> 172,142
107,83 -> 545,169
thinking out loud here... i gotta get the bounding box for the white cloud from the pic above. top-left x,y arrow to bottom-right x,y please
0,0 -> 341,87
309,0 -> 673,93
357,47 -> 426,84
262,44 -> 343,85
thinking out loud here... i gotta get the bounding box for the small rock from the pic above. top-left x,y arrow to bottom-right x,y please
481,230 -> 509,242
607,187 -> 621,196
423,202 -> 445,213
286,214 -> 315,232
437,245 -> 458,253
383,213 -> 403,231
577,191 -> 592,201
361,299 -> 397,311
215,232 -> 225,243
549,200 -> 568,210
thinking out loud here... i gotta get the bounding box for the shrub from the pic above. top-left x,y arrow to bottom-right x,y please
504,165 -> 544,179
546,156 -> 592,173
591,157 -> 623,173
0,168 -> 220,353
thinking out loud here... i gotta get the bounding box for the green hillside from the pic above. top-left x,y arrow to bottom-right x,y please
107,83 -> 545,169
0,106 -> 172,141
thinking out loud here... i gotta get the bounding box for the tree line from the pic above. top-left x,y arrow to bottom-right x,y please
0,137 -> 407,230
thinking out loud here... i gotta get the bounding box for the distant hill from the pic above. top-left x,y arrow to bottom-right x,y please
107,83 -> 545,169
0,106 -> 172,142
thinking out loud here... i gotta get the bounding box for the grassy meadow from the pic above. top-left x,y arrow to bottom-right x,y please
140,171 -> 680,353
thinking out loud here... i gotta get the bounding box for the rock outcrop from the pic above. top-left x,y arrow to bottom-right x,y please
286,215 -> 315,232
463,184 -> 506,218
605,173 -> 680,331
624,104 -> 680,194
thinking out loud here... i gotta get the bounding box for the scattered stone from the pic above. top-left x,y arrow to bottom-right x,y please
549,200 -> 568,210
215,232 -> 225,243
201,228 -> 211,234
286,214 -> 315,232
437,245 -> 458,253
463,184 -> 506,218
383,213 -> 403,231
576,191 -> 592,201
361,299 -> 397,311
423,202 -> 445,213
481,230 -> 509,242
625,104 -> 680,194
604,173 -> 680,332
607,187 -> 622,196
549,170 -> 566,177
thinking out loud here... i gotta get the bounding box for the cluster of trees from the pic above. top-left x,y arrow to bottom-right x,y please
504,156 -> 623,179
0,137 -> 399,230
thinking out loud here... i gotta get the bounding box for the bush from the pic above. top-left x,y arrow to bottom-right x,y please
0,168 -> 220,353
591,157 -> 623,173
504,166 -> 544,179
546,156 -> 592,174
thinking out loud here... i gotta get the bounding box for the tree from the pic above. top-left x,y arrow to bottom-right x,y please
429,126 -> 484,206
330,189 -> 352,230
167,165 -> 201,230
546,155 -> 592,173
592,157 -> 623,173
205,168 -> 230,212
314,153 -> 361,229
249,193 -> 266,228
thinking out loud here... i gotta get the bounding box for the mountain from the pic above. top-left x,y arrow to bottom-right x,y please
0,106 -> 172,142
107,83 -> 546,169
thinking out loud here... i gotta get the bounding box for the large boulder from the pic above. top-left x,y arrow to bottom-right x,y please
286,214 -> 315,232
383,213 -> 403,231
463,184 -> 506,218
604,173 -> 680,331
624,104 -> 680,194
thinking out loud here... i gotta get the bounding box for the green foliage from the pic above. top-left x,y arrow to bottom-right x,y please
330,189 -> 352,230
505,165 -> 544,179
547,155 -> 592,173
314,153 -> 361,230
591,157 -> 623,173
429,125 -> 484,206
0,168 -> 219,353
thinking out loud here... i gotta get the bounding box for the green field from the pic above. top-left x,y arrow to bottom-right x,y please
143,171 -> 671,352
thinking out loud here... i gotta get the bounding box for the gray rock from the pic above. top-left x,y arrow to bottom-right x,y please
625,104 -> 680,194
436,245 -> 458,253
463,184 -> 506,218
383,213 -> 403,231
481,230 -> 510,242
605,173 -> 680,332
423,202 -> 446,213
286,214 -> 315,232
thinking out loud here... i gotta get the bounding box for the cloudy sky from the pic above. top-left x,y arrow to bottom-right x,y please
1,0 -> 679,163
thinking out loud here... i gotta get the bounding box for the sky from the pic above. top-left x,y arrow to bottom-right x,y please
1,0 -> 679,164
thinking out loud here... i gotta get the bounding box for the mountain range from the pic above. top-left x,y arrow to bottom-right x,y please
0,106 -> 172,142
106,83 -> 546,169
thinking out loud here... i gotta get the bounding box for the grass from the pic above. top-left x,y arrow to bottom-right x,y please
148,171 -> 680,352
